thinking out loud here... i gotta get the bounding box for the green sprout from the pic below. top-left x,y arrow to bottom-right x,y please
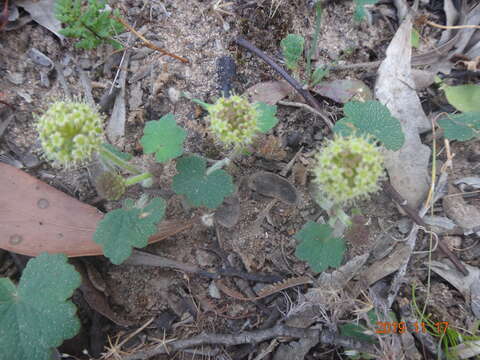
312,135 -> 385,205
279,2 -> 327,87
55,0 -> 125,50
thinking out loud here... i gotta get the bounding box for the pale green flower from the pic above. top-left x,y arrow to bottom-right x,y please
208,95 -> 259,147
313,136 -> 385,204
36,101 -> 103,167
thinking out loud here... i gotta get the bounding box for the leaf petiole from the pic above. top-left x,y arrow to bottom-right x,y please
98,145 -> 142,175
124,172 -> 153,186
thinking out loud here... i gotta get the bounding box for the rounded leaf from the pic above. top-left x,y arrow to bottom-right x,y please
172,155 -> 234,209
140,113 -> 187,163
93,198 -> 166,264
0,253 -> 81,360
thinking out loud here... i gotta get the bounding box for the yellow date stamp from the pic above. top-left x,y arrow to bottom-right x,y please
375,321 -> 449,334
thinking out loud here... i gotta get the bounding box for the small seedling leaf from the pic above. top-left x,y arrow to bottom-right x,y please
0,253 -> 81,360
256,102 -> 279,133
280,34 -> 304,70
311,66 -> 329,86
354,0 -> 379,21
140,113 -> 187,163
339,309 -> 378,344
55,0 -> 124,50
339,323 -> 377,344
442,84 -> 480,113
437,112 -> 480,141
334,100 -> 405,150
172,155 -> 234,209
94,198 -> 166,264
294,221 -> 345,273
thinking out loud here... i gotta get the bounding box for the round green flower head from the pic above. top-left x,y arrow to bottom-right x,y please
208,95 -> 259,147
313,135 -> 384,204
37,100 -> 103,167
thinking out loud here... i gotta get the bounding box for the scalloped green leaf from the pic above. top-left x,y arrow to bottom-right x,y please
280,34 -> 304,70
94,197 -> 166,264
294,221 -> 345,273
0,253 -> 81,360
334,100 -> 405,151
172,155 -> 234,209
256,102 -> 279,133
140,113 -> 187,163
354,0 -> 379,21
437,112 -> 480,141
443,84 -> 480,113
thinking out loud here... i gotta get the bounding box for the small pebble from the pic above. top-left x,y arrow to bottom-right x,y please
208,282 -> 221,299
167,87 -> 181,104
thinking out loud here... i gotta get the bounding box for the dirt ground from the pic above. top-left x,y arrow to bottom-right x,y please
1,0 -> 480,359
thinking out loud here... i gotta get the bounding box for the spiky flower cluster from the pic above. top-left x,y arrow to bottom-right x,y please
37,101 -> 103,167
313,136 -> 384,204
208,95 -> 259,147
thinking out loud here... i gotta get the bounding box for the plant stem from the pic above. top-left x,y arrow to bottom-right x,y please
206,157 -> 231,175
124,172 -> 153,186
205,147 -> 243,175
235,36 -> 323,113
98,146 -> 142,175
384,182 -> 468,276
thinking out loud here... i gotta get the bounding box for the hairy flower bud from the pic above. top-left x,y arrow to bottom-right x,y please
95,171 -> 126,201
208,95 -> 259,147
313,136 -> 384,204
36,101 -> 103,167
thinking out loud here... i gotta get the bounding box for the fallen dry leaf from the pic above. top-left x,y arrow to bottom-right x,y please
256,135 -> 287,161
443,184 -> 480,230
73,259 -> 132,327
244,80 -> 294,105
312,79 -> 372,103
430,259 -> 480,318
248,171 -> 298,205
214,195 -> 240,228
375,15 -> 431,209
15,0 -> 64,42
0,163 -> 195,257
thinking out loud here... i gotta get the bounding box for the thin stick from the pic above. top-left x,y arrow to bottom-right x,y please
426,20 -> 480,30
328,61 -> 382,71
235,37 -> 329,120
278,100 -> 334,130
384,182 -> 468,276
122,325 -> 319,360
114,16 -> 189,63
102,317 -> 155,359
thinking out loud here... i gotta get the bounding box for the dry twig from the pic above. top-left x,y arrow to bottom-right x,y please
425,20 -> 480,30
122,324 -> 320,360
278,100 -> 334,130
113,16 -> 189,63
234,37 -> 333,130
